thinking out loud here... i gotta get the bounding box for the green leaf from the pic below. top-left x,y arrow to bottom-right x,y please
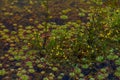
96,56 -> 104,62
78,13 -> 85,17
21,75 -> 29,80
26,61 -> 32,66
60,15 -> 68,19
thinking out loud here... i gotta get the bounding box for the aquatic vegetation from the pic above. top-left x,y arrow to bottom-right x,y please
0,0 -> 120,80
20,75 -> 29,80
0,69 -> 6,76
